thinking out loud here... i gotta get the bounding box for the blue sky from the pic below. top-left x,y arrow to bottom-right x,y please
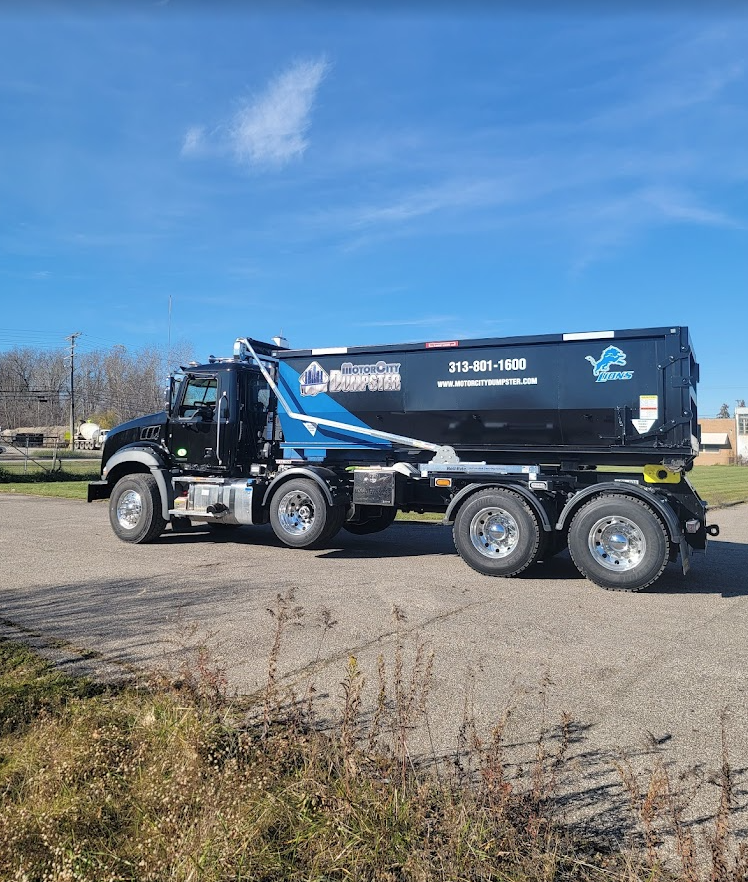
1,4 -> 746,417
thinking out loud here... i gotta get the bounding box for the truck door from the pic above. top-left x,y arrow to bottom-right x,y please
169,372 -> 229,470
237,368 -> 272,464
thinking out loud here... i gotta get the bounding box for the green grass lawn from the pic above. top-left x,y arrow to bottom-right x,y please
0,459 -> 100,477
0,481 -> 94,499
2,464 -> 747,509
688,464 -> 748,506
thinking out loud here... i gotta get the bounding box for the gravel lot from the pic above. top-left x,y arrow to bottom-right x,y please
1,493 -> 747,839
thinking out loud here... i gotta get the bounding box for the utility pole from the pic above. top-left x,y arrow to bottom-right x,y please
66,332 -> 81,450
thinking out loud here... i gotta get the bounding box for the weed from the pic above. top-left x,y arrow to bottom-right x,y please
0,618 -> 745,881
262,589 -> 303,740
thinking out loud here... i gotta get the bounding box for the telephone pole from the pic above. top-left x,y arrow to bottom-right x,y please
66,332 -> 81,449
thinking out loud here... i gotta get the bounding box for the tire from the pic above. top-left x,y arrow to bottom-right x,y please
567,495 -> 670,592
269,479 -> 345,549
109,474 -> 166,544
321,504 -> 347,542
343,506 -> 397,535
453,488 -> 542,577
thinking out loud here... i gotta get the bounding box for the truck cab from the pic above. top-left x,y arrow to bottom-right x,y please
90,345 -> 283,545
166,362 -> 272,475
98,359 -> 274,478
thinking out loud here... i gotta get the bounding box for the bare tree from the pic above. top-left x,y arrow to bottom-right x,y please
0,340 -> 195,433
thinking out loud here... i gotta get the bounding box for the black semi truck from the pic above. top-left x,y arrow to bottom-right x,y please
88,326 -> 718,592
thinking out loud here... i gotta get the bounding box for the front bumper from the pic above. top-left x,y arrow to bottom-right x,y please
87,480 -> 111,503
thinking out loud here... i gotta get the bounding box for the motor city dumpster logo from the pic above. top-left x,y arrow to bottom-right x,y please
585,346 -> 633,383
299,360 -> 401,396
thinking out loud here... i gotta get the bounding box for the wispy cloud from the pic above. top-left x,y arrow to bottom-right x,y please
357,314 -> 459,328
181,125 -> 205,157
640,187 -> 739,228
569,186 -> 742,273
591,61 -> 744,130
306,27 -> 746,269
350,179 -> 516,228
181,57 -> 330,170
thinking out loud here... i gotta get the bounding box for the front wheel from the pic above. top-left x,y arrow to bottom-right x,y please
453,489 -> 542,577
109,473 -> 166,544
269,479 -> 346,549
567,495 -> 670,591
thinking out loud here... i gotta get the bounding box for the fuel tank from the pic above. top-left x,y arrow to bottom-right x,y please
274,326 -> 699,467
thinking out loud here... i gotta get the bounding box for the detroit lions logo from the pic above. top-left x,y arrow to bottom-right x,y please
585,346 -> 634,383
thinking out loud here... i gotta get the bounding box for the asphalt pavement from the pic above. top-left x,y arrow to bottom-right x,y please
1,493 -> 747,841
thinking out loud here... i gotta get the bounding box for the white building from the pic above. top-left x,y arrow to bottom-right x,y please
737,407 -> 748,462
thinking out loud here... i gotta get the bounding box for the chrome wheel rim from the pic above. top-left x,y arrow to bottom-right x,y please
278,489 -> 316,536
588,515 -> 646,571
117,490 -> 142,530
469,507 -> 519,558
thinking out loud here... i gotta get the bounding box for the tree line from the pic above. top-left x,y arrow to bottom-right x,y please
0,342 -> 193,434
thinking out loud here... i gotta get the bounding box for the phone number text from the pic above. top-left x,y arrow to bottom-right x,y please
448,358 -> 527,373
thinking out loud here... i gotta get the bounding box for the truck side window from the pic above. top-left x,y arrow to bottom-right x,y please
178,376 -> 217,420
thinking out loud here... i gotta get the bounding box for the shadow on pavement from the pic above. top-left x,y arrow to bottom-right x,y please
149,520 -> 748,595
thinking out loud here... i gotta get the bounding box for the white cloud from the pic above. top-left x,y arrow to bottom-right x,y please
182,57 -> 330,170
230,58 -> 329,167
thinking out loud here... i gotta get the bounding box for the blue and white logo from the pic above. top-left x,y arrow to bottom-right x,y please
585,346 -> 634,383
299,361 -> 329,397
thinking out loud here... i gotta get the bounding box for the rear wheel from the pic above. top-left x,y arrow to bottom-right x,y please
453,488 -> 542,577
109,474 -> 166,544
567,495 -> 670,591
269,479 -> 345,549
344,506 -> 398,535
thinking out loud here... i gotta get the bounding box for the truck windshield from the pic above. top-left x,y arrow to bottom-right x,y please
178,376 -> 217,419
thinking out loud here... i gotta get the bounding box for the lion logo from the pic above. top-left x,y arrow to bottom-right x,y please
585,346 -> 633,383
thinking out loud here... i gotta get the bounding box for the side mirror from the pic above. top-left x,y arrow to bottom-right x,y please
165,377 -> 175,414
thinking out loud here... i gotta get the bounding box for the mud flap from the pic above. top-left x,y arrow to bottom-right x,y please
679,537 -> 691,576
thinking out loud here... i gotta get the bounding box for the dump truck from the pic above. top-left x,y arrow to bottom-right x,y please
88,326 -> 718,592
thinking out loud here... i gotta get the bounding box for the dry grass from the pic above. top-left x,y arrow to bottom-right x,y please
0,603 -> 746,882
